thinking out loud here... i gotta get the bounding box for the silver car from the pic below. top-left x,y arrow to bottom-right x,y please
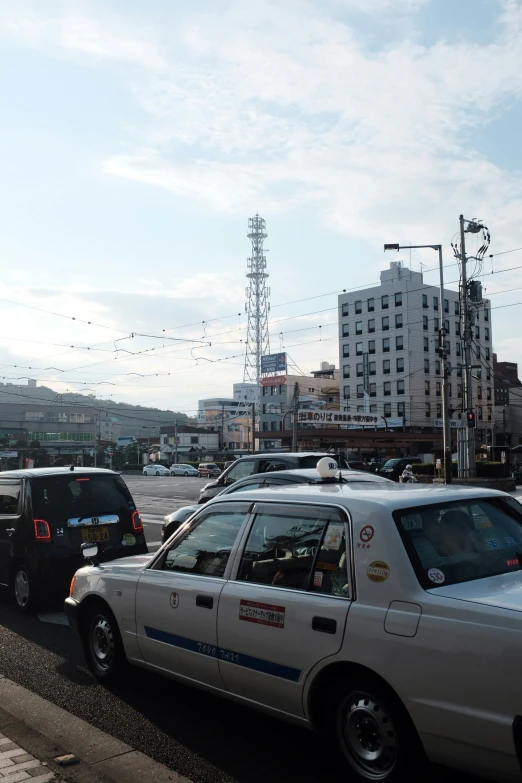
170,464 -> 200,477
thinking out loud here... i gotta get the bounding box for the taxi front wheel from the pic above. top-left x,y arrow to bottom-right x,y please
334,676 -> 425,781
82,602 -> 128,683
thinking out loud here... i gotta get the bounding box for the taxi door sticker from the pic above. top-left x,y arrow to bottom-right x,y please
366,561 -> 390,583
324,524 -> 344,550
239,599 -> 285,629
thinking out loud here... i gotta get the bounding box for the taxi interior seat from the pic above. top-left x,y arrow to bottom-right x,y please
0,494 -> 19,514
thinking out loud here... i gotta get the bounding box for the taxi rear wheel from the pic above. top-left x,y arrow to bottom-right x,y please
333,676 -> 424,781
82,602 -> 127,683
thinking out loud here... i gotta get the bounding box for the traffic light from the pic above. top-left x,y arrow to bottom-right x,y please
467,411 -> 475,428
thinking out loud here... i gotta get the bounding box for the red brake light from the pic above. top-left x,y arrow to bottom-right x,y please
34,519 -> 51,542
132,511 -> 143,533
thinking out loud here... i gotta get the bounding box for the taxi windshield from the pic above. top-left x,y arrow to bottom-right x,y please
393,497 -> 522,588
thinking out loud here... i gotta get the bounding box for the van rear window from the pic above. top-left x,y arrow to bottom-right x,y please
0,481 -> 22,515
32,474 -> 134,525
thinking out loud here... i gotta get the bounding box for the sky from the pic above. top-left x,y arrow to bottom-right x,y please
1,0 -> 522,417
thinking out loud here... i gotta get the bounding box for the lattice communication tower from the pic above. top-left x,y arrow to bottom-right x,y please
243,215 -> 270,384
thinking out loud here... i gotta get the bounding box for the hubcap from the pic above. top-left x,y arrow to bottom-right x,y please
14,569 -> 29,607
339,692 -> 397,780
91,615 -> 115,671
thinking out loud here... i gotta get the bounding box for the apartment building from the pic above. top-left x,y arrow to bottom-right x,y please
338,261 -> 493,443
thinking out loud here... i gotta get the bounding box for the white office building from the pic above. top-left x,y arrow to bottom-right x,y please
338,262 -> 494,442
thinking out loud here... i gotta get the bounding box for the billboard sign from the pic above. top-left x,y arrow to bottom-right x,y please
261,353 -> 287,375
117,436 -> 136,447
433,419 -> 464,429
297,412 -> 404,428
260,375 -> 287,387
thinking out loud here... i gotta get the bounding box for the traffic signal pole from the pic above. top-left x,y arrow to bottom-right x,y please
437,245 -> 452,484
459,215 -> 476,478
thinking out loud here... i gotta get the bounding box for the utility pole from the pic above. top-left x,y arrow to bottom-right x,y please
251,402 -> 256,454
292,382 -> 299,452
437,245 -> 452,484
174,420 -> 178,465
221,404 -> 225,454
459,215 -> 476,477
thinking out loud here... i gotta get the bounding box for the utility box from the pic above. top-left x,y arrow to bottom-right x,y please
469,280 -> 483,302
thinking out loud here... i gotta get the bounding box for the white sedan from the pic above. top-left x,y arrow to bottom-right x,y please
65,482 -> 522,782
142,464 -> 170,476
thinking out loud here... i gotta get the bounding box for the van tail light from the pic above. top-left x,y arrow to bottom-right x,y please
132,511 -> 144,533
34,519 -> 51,542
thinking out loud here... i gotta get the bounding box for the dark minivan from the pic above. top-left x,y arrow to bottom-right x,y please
198,452 -> 349,504
378,457 -> 423,482
0,467 -> 147,612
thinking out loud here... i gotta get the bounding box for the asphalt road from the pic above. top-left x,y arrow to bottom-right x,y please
0,475 -> 519,783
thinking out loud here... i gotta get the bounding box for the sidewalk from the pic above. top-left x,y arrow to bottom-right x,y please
0,675 -> 189,783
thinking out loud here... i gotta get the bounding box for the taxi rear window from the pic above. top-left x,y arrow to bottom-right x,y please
393,497 -> 522,588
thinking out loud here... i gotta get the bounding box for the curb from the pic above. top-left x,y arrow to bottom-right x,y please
0,675 -> 190,783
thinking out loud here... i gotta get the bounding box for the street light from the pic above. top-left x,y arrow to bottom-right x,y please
384,242 -> 452,484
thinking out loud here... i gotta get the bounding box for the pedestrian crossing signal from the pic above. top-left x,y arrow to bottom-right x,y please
467,411 -> 475,428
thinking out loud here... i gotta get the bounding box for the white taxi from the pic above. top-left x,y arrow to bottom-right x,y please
65,476 -> 522,782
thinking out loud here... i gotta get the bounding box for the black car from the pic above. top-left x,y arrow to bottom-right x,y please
0,467 -> 147,612
378,457 -> 423,482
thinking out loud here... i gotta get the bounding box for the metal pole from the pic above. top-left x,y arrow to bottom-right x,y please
292,382 -> 299,452
94,412 -> 98,467
459,215 -> 475,477
438,245 -> 452,484
174,420 -> 178,465
251,403 -> 256,454
221,404 -> 225,452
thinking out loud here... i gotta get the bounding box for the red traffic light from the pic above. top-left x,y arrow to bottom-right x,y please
467,411 -> 475,428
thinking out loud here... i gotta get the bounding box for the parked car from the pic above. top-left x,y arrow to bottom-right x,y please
199,452 -> 349,503
198,463 -> 221,478
161,504 -> 200,543
170,464 -> 200,477
0,467 -> 147,612
378,457 -> 423,482
66,483 -> 522,782
143,464 -> 170,476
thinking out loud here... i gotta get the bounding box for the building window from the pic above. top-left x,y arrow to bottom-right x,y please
395,313 -> 403,328
368,297 -> 375,312
486,367 -> 491,380
370,383 -> 377,398
485,327 -> 490,341
342,323 -> 350,337
343,344 -> 350,357
477,386 -> 482,400
384,403 -> 392,417
436,381 -> 441,396
397,380 -> 405,395
456,342 -> 461,356
384,382 -> 391,396
398,402 -> 405,418
424,359 -> 429,374
396,335 -> 404,350
396,358 -> 404,373
271,385 -> 278,395
433,317 -> 439,332
487,387 -> 491,400
370,404 -> 377,413
475,326 -> 480,339
476,346 -> 481,360
343,364 -> 350,378
457,384 -> 462,398
435,361 -> 441,375
423,316 -> 428,331
25,411 -> 44,421
357,405 -> 365,413
484,308 -> 489,321
382,316 -> 389,331
368,318 -> 375,333
422,294 -> 428,308
382,295 -> 389,309
448,384 -> 452,397
436,403 -> 442,418
455,322 -> 461,336
454,301 -> 460,316
357,385 -> 364,399
271,421 -> 278,431
279,384 -> 285,395
343,385 -> 350,399
383,359 -> 391,374
262,386 -> 269,397
357,363 -> 363,377
341,303 -> 349,317
434,340 -> 439,354
425,402 -> 431,418
369,361 -> 376,376
395,292 -> 402,307
383,338 -> 390,353
433,296 -> 438,311
444,299 -> 449,313
486,348 -> 490,360
355,300 -> 362,314
487,406 -> 492,421
444,319 -> 450,333
356,342 -> 363,356
262,404 -> 267,413
425,380 -> 430,396
355,321 -> 363,335
424,337 -> 429,352
478,406 -> 483,421
262,422 -> 269,431
368,340 -> 376,354
457,368 -> 462,378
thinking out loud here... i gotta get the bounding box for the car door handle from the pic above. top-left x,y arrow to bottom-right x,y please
196,594 -> 213,609
312,616 -> 337,634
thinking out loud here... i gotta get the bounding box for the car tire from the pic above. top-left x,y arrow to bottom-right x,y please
184,471 -> 188,477
82,601 -> 128,683
12,564 -> 38,613
327,673 -> 425,782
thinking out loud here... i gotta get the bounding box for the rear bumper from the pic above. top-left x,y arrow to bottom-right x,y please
64,597 -> 79,635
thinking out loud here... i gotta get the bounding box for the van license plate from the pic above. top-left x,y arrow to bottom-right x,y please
81,527 -> 109,544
